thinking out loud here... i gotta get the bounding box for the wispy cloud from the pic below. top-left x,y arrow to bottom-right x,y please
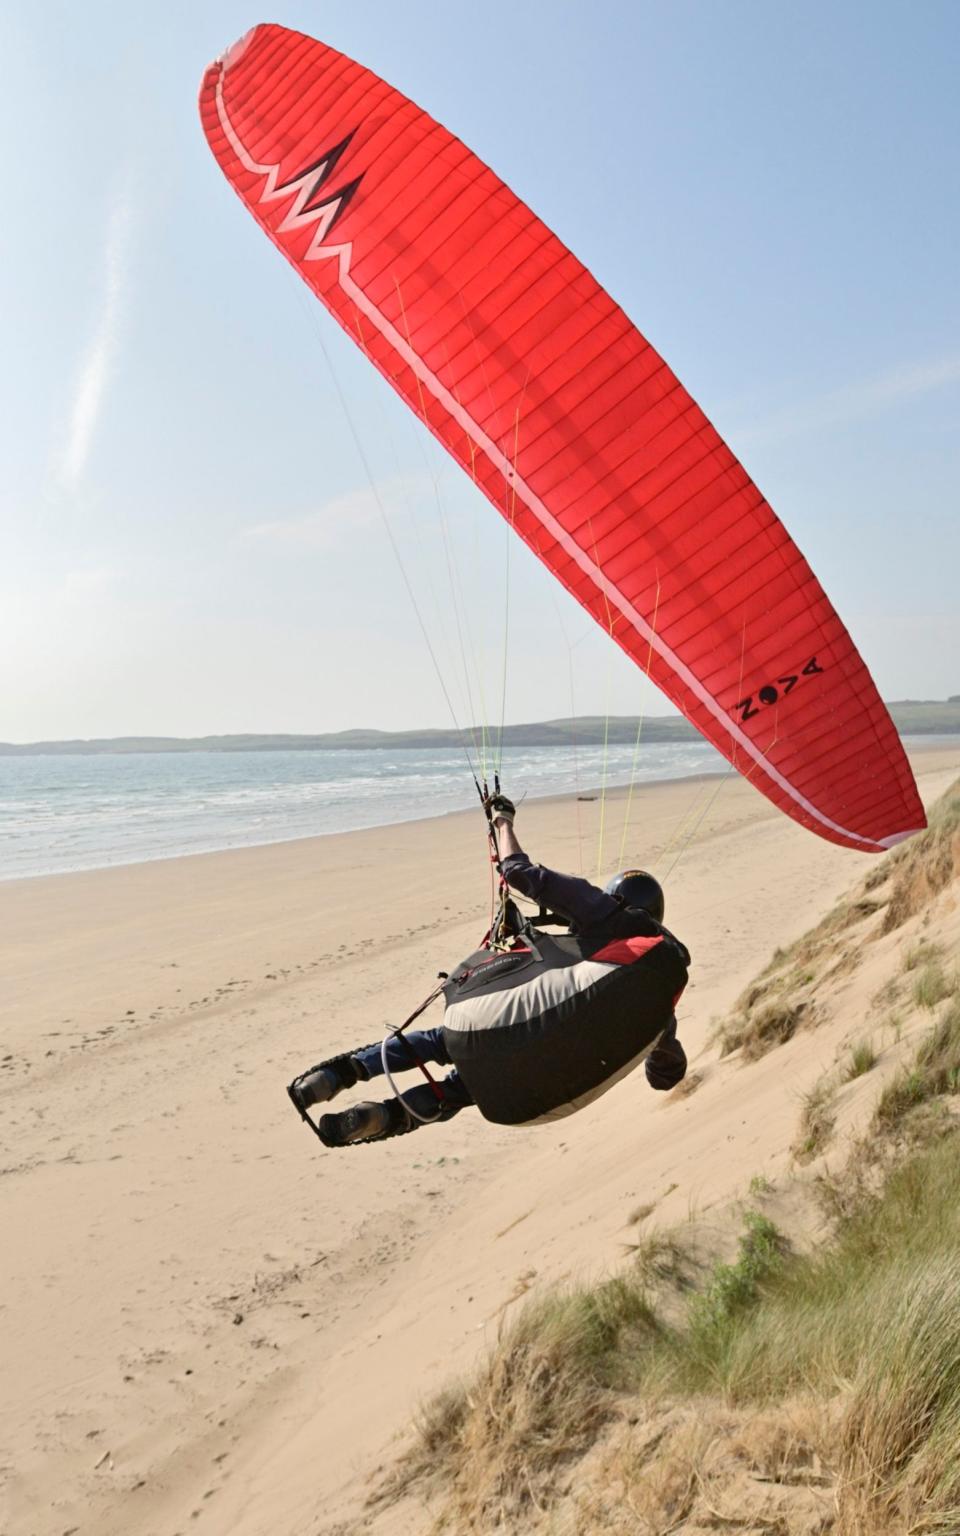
735,353 -> 960,449
59,188 -> 134,489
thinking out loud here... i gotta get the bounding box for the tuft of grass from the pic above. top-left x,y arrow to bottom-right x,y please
904,938 -> 942,972
410,1382 -> 468,1465
687,1211 -> 784,1340
874,998 -> 960,1133
748,1173 -> 773,1196
915,997 -> 960,1093
846,1038 -> 878,1080
389,1275 -> 659,1526
717,1000 -> 807,1061
814,1158 -> 874,1226
913,961 -> 953,1010
875,1069 -> 929,1129
793,1077 -> 838,1163
833,896 -> 882,930
626,1231 -> 687,1290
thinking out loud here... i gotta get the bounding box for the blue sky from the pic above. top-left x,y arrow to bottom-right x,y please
2,0 -> 957,741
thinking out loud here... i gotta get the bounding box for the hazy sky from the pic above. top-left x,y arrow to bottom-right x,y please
2,0 -> 958,742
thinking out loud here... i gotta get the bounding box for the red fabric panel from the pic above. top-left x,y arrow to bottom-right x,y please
591,934 -> 665,966
199,24 -> 926,853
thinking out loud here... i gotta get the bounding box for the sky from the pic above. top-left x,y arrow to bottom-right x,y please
1,0 -> 958,743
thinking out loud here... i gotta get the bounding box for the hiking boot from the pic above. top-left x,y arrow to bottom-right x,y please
288,1053 -> 359,1112
317,1099 -> 408,1147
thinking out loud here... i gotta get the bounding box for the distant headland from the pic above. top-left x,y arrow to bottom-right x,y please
2,701 -> 958,755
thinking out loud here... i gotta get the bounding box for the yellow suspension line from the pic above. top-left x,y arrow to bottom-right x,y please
585,517 -> 618,879
617,576 -> 662,870
497,405 -> 523,781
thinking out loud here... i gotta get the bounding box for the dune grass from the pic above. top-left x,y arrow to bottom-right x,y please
385,1275 -> 660,1520
903,938 -> 942,971
875,996 -> 960,1133
846,1038 -> 877,1080
683,1210 -> 784,1354
692,1134 -> 960,1533
400,1128 -> 960,1532
716,999 -> 807,1060
913,960 -> 953,1010
792,1076 -> 838,1163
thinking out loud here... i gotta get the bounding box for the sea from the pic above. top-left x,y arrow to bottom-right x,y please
0,740 -> 731,881
3,735 -> 951,882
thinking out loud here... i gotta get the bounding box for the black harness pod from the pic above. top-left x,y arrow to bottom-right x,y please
441,907 -> 690,1125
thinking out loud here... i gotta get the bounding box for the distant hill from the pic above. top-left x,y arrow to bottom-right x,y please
0,718 -> 693,755
1,701 -> 958,755
884,700 -> 960,733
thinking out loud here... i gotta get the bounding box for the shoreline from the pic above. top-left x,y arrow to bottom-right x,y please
5,738 -> 958,887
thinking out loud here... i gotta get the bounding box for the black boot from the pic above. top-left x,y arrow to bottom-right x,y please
288,1052 -> 362,1113
316,1098 -> 410,1148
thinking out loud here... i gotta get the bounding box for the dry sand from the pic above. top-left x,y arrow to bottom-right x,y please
1,744 -> 957,1536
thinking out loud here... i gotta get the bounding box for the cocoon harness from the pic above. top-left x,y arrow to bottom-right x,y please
441,908 -> 690,1125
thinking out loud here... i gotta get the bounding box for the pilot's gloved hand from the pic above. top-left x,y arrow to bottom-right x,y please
645,1027 -> 687,1091
484,793 -> 516,825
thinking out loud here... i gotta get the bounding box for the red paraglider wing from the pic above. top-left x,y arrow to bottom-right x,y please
199,24 -> 925,853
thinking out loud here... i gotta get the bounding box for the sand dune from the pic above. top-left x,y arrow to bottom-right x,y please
1,744 -> 957,1536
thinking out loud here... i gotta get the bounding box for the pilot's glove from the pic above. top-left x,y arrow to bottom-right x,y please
484,792 -> 516,825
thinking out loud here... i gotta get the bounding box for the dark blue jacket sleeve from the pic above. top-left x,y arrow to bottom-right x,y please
500,850 -> 620,929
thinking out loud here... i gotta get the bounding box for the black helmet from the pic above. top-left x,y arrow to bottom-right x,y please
604,869 -> 665,923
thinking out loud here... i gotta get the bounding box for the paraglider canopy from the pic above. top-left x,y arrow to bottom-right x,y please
199,23 -> 925,855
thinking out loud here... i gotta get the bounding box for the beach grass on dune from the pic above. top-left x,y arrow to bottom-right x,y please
845,1037 -> 877,1079
397,1129 -> 960,1531
875,995 -> 960,1132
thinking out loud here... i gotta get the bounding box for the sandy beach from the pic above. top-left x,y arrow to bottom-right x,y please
1,743 -> 957,1536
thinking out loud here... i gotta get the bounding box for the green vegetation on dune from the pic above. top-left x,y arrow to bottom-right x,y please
845,1038 -> 878,1080
390,1136 -> 957,1522
875,997 -> 960,1133
396,1079 -> 960,1533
